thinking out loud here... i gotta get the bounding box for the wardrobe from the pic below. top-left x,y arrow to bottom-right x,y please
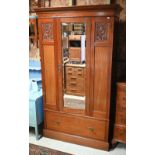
34,5 -> 121,150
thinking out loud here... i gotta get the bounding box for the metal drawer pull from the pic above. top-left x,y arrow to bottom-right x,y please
88,127 -> 94,132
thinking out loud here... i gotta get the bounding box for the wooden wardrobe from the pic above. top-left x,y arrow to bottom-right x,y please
34,5 -> 121,151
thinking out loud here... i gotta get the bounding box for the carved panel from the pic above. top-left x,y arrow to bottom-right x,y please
95,23 -> 108,41
42,23 -> 53,41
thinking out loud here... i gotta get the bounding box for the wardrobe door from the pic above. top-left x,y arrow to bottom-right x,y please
38,18 -> 58,110
56,17 -> 91,115
91,17 -> 114,120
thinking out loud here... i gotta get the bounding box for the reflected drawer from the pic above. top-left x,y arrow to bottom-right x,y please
66,67 -> 75,75
67,79 -> 84,87
66,86 -> 85,96
75,67 -> 84,78
66,77 -> 84,84
66,86 -> 84,93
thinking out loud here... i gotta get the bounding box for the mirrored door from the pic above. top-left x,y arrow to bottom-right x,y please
59,18 -> 91,115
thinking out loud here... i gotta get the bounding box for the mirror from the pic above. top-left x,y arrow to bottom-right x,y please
61,22 -> 86,110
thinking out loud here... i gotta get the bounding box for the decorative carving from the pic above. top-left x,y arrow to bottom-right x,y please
95,23 -> 108,41
42,23 -> 53,41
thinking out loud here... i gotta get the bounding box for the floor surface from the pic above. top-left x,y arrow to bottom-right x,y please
29,129 -> 126,155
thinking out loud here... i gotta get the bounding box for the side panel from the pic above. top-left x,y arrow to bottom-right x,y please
94,47 -> 111,117
43,45 -> 56,106
91,17 -> 114,120
38,18 -> 57,111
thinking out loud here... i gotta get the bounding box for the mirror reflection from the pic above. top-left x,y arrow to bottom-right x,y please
62,23 -> 86,110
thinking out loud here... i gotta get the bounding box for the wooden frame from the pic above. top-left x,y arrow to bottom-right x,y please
56,17 -> 91,116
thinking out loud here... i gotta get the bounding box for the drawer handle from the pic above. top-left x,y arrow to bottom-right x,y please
55,121 -> 60,126
88,127 -> 94,132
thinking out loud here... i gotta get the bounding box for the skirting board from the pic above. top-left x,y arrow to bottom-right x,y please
43,129 -> 110,151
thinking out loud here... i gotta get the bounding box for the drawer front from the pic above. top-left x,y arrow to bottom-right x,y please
116,103 -> 126,113
115,112 -> 126,125
117,93 -> 126,105
45,111 -> 108,141
75,67 -> 84,78
66,85 -> 84,91
116,100 -> 126,125
66,78 -> 84,87
66,76 -> 84,85
117,83 -> 126,103
66,67 -> 84,78
117,84 -> 126,93
66,67 -> 75,76
114,125 -> 126,143
66,86 -> 85,96
116,83 -> 126,123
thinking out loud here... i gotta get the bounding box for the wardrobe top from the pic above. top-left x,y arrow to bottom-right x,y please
34,4 -> 121,17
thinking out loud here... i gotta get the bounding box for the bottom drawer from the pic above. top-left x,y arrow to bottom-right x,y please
114,125 -> 126,143
45,111 -> 108,141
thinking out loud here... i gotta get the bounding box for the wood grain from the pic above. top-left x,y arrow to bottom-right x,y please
44,129 -> 110,150
45,110 -> 108,141
43,45 -> 56,107
113,82 -> 126,143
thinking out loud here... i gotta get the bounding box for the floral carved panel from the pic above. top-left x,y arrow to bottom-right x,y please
95,23 -> 108,41
42,23 -> 53,41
